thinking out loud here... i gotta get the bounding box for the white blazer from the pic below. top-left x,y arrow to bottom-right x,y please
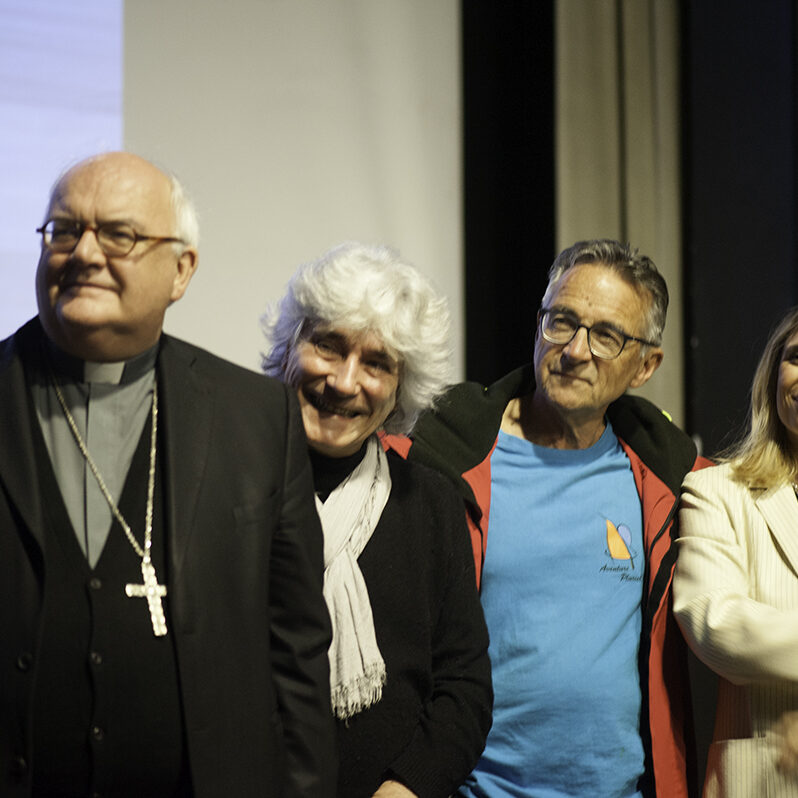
674,463 -> 798,798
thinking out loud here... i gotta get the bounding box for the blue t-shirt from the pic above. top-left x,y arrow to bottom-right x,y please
461,422 -> 645,798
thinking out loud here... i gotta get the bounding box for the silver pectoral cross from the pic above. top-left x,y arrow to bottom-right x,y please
125,559 -> 168,636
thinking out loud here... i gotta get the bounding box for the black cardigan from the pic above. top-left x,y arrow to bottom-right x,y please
313,447 -> 492,798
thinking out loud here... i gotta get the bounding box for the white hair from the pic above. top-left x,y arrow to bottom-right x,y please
168,172 -> 199,249
262,242 -> 453,434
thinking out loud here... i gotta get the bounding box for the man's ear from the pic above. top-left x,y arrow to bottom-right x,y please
629,347 -> 664,389
170,248 -> 198,303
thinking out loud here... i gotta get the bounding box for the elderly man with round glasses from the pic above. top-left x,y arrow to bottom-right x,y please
0,152 -> 335,797
405,239 -> 707,797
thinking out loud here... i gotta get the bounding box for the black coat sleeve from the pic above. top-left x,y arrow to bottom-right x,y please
269,389 -> 337,797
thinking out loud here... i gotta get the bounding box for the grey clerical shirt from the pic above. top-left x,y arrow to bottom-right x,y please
33,343 -> 158,568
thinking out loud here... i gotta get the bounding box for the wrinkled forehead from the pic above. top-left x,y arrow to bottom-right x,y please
546,263 -> 649,314
47,156 -> 174,228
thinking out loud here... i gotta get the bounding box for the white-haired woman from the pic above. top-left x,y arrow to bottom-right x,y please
674,306 -> 798,797
262,242 -> 492,798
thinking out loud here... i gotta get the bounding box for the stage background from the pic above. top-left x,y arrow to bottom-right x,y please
0,0 -> 123,335
4,1 -> 796,452
4,1 -> 798,794
0,0 -> 462,375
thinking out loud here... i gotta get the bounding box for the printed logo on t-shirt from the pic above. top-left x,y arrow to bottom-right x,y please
600,519 -> 642,582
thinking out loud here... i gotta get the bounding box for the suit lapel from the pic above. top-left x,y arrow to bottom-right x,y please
756,484 -> 798,575
0,320 -> 49,550
157,336 -> 214,579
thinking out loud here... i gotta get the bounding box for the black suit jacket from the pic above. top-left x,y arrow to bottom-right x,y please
0,318 -> 336,797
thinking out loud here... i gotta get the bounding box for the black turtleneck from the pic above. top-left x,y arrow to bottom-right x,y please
308,442 -> 368,502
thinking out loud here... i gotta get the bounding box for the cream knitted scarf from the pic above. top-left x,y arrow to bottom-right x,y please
316,436 -> 390,719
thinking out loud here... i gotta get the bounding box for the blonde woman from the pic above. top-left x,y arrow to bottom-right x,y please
674,306 -> 798,797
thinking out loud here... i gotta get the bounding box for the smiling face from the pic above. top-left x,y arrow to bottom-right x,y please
776,329 -> 798,450
533,263 -> 663,426
289,325 -> 400,457
35,152 -> 197,361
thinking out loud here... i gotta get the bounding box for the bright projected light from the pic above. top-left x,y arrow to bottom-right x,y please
0,0 -> 122,336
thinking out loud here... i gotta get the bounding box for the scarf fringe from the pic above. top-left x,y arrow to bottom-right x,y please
330,662 -> 387,720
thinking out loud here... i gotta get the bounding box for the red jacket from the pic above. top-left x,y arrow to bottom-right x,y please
387,366 -> 708,798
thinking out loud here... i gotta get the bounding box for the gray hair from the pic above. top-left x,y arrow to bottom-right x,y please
542,239 -> 668,345
723,306 -> 798,487
262,242 -> 452,434
168,172 -> 200,249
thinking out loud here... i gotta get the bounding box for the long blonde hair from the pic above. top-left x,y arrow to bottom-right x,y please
723,306 -> 798,488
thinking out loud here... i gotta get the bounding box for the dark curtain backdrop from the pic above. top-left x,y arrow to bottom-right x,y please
462,0 -> 555,386
683,0 -> 798,457
463,0 -> 798,455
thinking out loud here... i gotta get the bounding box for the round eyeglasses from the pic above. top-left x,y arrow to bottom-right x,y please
37,219 -> 185,257
539,308 -> 658,360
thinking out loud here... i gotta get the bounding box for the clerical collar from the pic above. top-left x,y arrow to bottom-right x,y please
44,339 -> 159,385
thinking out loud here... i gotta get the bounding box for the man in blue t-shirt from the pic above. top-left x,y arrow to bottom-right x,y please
408,240 -> 702,797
